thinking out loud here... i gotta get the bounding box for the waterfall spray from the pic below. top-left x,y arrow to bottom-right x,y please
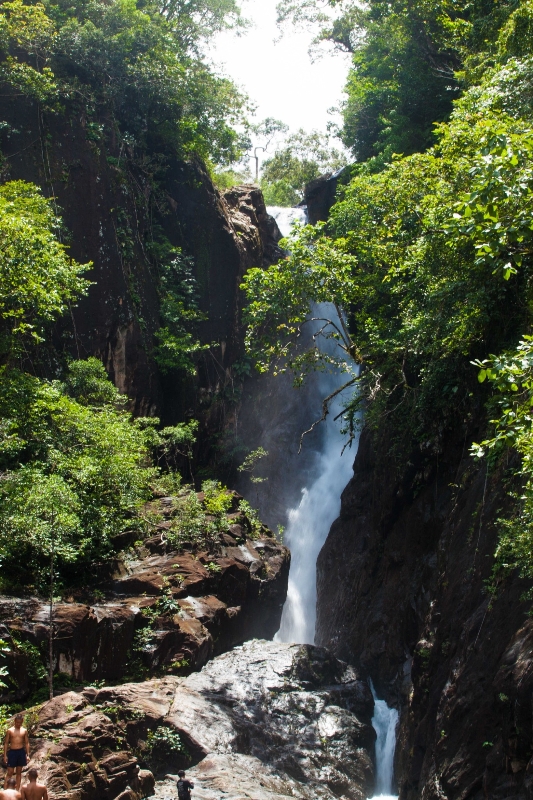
268,206 -> 400,794
369,681 -> 399,800
268,207 -> 359,645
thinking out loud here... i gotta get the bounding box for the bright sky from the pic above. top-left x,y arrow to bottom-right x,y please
210,0 -> 351,139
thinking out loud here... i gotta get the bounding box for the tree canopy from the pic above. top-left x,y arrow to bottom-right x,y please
0,0 -> 249,164
242,5 -> 533,582
261,130 -> 346,206
0,181 -> 90,364
276,0 -> 533,165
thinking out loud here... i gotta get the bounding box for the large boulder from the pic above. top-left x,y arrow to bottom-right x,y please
27,641 -> 375,800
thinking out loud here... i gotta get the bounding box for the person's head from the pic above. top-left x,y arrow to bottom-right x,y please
14,714 -> 23,727
6,778 -> 16,789
28,770 -> 38,782
178,771 -> 185,778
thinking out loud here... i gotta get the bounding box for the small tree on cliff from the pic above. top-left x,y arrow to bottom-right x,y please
0,470 -> 81,698
0,181 -> 90,366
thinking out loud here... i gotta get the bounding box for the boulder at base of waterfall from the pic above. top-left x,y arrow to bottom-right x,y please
27,640 -> 375,800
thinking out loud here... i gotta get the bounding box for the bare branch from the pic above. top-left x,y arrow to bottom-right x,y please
334,302 -> 355,351
298,377 -> 357,453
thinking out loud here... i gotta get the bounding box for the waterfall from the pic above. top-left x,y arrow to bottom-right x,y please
268,205 -> 307,233
266,206 -> 399,797
266,205 -> 359,645
369,681 -> 399,800
274,367 -> 356,644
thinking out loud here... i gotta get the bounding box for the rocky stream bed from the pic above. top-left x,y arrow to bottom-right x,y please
26,641 -> 375,800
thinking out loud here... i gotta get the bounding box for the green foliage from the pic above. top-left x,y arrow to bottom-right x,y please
471,339 -> 533,583
138,627 -> 156,650
157,590 -> 181,615
160,421 -> 198,463
241,57 -> 533,490
157,480 -> 265,547
343,3 -> 462,163
212,167 -> 252,189
445,128 -> 533,282
238,447 -> 268,484
202,479 -> 232,517
0,640 -> 11,690
0,0 -> 248,165
0,181 -> 90,363
11,638 -> 48,699
151,470 -> 183,497
237,447 -> 268,483
242,223 -> 358,378
0,0 -> 57,100
498,1 -> 533,60
0,361 -> 157,589
153,253 -> 207,375
165,490 -> 205,544
0,706 -> 11,738
163,481 -> 230,545
144,725 -> 185,768
261,129 -> 346,206
240,21 -> 533,586
276,0 -> 361,55
261,179 -> 300,208
60,358 -> 123,407
276,1 -> 533,163
238,499 -> 261,539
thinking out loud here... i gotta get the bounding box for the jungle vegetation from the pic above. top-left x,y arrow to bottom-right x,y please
0,0 -> 251,593
244,0 -> 533,583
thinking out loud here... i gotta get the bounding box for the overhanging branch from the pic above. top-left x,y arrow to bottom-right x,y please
298,376 -> 357,453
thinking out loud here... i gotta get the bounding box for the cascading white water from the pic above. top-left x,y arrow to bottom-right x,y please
268,205 -> 307,233
268,208 -> 398,788
274,366 -> 356,644
266,204 -> 400,793
268,206 -> 359,644
369,681 -> 399,800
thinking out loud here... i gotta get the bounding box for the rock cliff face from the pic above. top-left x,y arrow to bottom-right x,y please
0,492 -> 289,693
316,428 -> 533,800
304,171 -> 346,225
27,641 -> 375,800
0,96 -> 282,419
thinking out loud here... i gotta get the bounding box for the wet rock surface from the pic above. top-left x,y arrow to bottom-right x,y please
0,494 -> 289,687
26,641 -> 374,800
316,427 -> 533,800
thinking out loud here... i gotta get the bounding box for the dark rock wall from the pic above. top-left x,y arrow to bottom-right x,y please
316,428 -> 533,800
304,170 -> 346,225
0,96 -> 281,420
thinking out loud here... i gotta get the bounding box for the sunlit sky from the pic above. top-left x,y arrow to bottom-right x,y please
210,0 -> 351,141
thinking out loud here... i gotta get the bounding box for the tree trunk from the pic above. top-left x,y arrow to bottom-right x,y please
49,548 -> 54,701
